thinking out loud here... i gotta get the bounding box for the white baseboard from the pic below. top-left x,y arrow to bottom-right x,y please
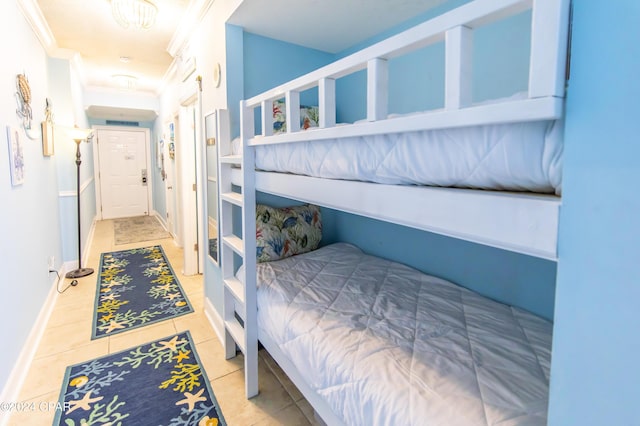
83,216 -> 97,267
204,297 -> 225,346
151,210 -> 167,230
0,264 -> 67,426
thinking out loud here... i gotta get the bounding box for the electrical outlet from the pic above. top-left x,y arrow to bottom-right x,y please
48,256 -> 55,270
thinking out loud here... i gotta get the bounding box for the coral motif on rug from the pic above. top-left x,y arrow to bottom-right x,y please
53,331 -> 226,425
92,245 -> 193,339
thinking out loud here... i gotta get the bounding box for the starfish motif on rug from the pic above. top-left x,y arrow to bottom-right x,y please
175,388 -> 207,413
101,293 -> 118,302
66,391 -> 104,414
158,335 -> 187,352
165,292 -> 181,300
103,320 -> 126,334
174,350 -> 190,363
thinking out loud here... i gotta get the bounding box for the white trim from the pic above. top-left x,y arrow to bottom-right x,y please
83,217 -> 97,268
58,176 -> 94,198
61,217 -> 96,272
204,297 -> 225,346
259,331 -> 345,426
248,97 -> 563,146
151,209 -> 170,232
257,172 -> 560,260
0,265 -> 67,426
167,0 -> 216,58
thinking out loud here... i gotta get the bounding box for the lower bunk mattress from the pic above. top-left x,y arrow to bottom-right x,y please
247,119 -> 563,194
256,243 -> 553,425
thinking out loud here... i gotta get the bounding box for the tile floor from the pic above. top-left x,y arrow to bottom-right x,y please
8,219 -> 319,425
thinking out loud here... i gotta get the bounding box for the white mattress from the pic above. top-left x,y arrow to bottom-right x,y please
237,118 -> 563,194
256,243 -> 553,425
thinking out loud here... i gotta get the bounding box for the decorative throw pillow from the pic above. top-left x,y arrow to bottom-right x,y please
256,204 -> 322,262
272,100 -> 319,134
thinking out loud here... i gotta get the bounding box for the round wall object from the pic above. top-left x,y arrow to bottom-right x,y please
213,63 -> 222,88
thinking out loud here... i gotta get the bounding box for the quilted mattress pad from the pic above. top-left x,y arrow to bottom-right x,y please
256,243 -> 553,425
253,119 -> 563,195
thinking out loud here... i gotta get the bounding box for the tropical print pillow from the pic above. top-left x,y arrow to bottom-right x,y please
256,203 -> 322,262
273,99 -> 319,134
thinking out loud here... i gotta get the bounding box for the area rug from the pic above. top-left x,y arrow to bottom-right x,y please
92,245 -> 193,339
114,215 -> 171,245
53,331 -> 226,426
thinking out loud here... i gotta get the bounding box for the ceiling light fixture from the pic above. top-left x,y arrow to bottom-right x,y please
111,0 -> 158,30
112,74 -> 138,90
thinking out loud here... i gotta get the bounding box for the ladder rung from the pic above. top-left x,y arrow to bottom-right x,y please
221,192 -> 243,207
220,154 -> 242,165
224,277 -> 245,305
225,318 -> 246,353
222,235 -> 244,256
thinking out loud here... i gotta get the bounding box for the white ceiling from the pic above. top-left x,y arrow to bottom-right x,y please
30,0 -> 448,120
36,0 -> 190,94
228,0 -> 448,54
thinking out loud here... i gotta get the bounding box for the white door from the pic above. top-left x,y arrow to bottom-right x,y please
97,128 -> 150,219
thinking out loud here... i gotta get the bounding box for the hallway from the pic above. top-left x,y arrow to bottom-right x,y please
8,219 -> 318,425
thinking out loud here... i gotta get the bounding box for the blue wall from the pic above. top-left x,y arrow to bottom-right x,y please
266,0 -> 553,319
0,1 -> 65,393
205,27 -> 335,313
256,191 -> 556,319
216,1 -> 557,320
335,0 -> 531,123
548,1 -> 640,424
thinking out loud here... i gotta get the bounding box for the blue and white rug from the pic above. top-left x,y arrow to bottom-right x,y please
53,331 -> 226,425
92,245 -> 193,339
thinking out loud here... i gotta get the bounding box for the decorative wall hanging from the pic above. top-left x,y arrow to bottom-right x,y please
157,137 -> 164,169
6,126 -> 24,186
213,62 -> 222,88
168,141 -> 175,160
41,98 -> 54,156
15,74 -> 33,131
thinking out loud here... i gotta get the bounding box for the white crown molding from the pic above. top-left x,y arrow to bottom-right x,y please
157,56 -> 181,96
17,0 -> 78,59
167,0 -> 216,58
17,0 -> 55,51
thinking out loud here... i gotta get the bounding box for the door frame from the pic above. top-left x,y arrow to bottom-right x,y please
164,120 -> 177,238
92,125 -> 153,221
176,88 -> 201,275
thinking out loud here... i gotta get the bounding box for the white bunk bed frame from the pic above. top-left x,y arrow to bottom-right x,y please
217,0 -> 570,422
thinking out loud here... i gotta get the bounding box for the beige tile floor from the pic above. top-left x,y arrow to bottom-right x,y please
8,219 -> 319,425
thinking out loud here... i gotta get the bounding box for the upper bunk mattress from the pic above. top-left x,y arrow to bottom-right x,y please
251,119 -> 563,194
256,243 -> 553,425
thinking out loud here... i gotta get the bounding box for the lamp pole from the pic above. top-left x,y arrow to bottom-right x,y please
65,136 -> 94,279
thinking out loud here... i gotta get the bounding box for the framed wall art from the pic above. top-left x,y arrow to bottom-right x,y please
6,126 -> 24,186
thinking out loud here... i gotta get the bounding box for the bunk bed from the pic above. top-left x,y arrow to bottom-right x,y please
216,0 -> 570,424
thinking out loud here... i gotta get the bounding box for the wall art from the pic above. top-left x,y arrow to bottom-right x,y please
6,126 -> 24,186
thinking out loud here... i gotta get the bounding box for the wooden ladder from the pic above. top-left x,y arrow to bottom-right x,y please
218,106 -> 258,398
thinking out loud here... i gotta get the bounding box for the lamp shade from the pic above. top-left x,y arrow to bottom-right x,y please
64,127 -> 94,143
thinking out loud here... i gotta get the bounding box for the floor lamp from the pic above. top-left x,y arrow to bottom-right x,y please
65,127 -> 95,279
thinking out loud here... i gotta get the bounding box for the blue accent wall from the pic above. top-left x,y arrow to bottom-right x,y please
225,24 -> 244,140
335,0 -> 531,123
206,27 -> 335,312
548,1 -> 640,424
256,192 -> 555,320
317,1 -> 554,319
243,31 -> 334,136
